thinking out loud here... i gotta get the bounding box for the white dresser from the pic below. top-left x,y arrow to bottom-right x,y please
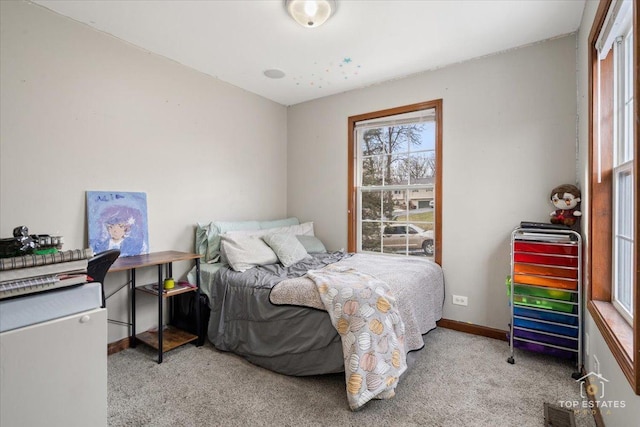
0,284 -> 106,427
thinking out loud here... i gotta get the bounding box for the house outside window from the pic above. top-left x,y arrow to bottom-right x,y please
347,100 -> 442,265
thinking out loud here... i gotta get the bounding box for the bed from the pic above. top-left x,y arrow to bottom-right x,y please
187,217 -> 444,410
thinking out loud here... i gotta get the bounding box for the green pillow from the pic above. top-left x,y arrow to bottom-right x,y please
296,235 -> 327,254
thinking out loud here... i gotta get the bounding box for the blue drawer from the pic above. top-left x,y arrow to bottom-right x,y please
513,317 -> 579,337
513,306 -> 579,325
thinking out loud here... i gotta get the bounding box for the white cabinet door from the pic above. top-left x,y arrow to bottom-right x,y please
0,308 -> 107,427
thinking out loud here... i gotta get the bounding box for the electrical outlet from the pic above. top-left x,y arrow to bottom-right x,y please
452,295 -> 468,306
593,354 -> 600,376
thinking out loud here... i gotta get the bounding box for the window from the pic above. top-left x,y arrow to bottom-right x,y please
347,100 -> 442,265
589,0 -> 639,393
612,18 -> 635,325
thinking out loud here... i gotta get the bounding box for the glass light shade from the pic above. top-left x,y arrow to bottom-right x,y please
286,0 -> 336,28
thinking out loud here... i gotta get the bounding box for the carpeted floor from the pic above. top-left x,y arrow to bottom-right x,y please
108,327 -> 596,427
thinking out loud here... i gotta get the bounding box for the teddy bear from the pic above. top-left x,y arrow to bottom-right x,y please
549,184 -> 582,229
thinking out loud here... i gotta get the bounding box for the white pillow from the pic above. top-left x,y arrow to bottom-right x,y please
226,222 -> 314,238
262,232 -> 310,267
220,234 -> 278,272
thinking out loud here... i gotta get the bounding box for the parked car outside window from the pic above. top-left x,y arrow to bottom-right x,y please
382,223 -> 434,256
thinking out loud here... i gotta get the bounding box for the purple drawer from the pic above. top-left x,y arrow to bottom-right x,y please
512,338 -> 577,359
513,328 -> 578,349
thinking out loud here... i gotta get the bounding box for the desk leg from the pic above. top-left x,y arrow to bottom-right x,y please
130,269 -> 137,348
157,264 -> 163,364
196,258 -> 201,346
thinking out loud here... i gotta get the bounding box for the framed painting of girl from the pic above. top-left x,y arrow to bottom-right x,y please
87,191 -> 149,257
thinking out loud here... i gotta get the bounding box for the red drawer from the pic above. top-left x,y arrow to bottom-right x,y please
514,241 -> 578,256
513,253 -> 578,267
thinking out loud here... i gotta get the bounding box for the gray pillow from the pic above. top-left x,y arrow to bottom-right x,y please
296,235 -> 327,254
220,234 -> 278,272
195,218 -> 300,264
263,233 -> 310,267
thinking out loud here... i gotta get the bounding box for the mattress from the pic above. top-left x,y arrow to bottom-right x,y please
204,252 -> 444,376
0,282 -> 102,333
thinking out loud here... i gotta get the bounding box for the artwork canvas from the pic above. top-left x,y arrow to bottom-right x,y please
87,191 -> 149,257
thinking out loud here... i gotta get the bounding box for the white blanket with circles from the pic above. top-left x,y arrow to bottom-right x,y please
270,253 -> 444,354
306,264 -> 407,411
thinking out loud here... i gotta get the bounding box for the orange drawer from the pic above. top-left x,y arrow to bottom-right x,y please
513,263 -> 578,279
513,253 -> 578,267
513,273 -> 578,290
514,241 -> 578,256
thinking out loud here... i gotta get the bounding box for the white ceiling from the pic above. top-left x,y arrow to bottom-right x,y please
32,0 -> 586,106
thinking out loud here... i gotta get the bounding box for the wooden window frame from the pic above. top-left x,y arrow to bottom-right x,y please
347,100 -> 443,266
587,0 -> 639,394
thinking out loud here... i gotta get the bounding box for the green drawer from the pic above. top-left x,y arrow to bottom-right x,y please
505,276 -> 575,301
512,294 -> 576,313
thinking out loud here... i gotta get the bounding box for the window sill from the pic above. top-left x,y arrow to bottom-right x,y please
588,300 -> 637,392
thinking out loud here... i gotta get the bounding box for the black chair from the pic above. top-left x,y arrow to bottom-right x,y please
87,249 -> 120,308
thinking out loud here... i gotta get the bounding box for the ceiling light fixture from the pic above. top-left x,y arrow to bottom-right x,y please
285,0 -> 336,28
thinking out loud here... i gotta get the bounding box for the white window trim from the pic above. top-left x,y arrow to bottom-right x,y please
610,8 -> 634,325
612,161 -> 634,324
354,114 -> 436,256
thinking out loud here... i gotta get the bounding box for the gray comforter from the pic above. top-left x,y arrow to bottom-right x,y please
206,252 -> 444,376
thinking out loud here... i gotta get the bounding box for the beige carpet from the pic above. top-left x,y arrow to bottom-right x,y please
108,327 -> 596,426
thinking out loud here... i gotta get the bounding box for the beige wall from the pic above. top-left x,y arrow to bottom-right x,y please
576,1 -> 640,424
287,35 -> 578,331
3,2 -> 637,419
0,1 -> 288,343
